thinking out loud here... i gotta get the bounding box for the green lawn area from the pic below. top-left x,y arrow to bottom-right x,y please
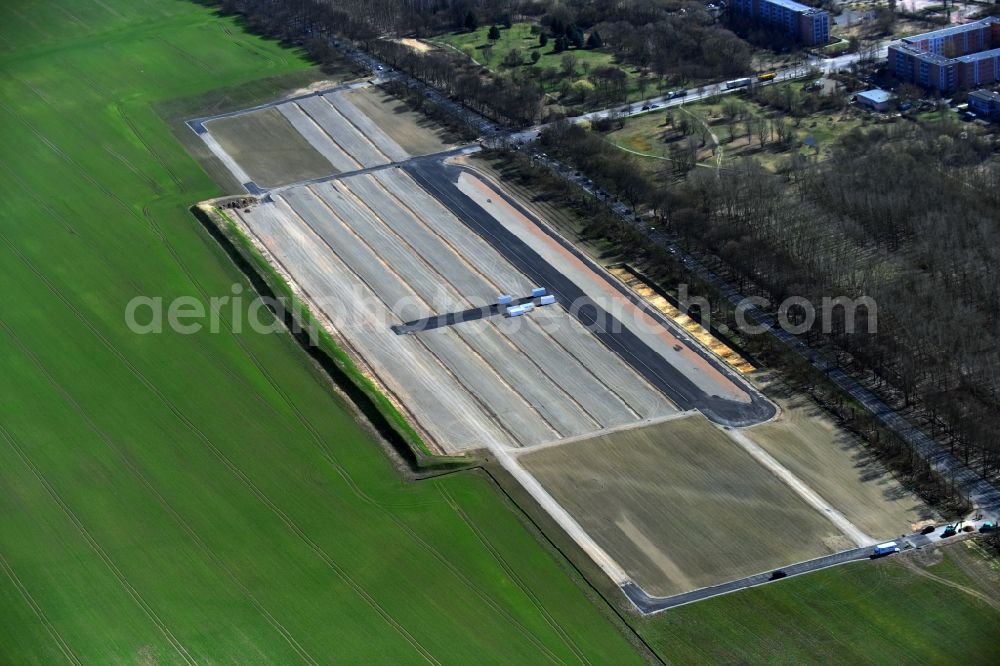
637,545 -> 1000,663
0,1 -> 643,662
433,22 -> 654,104
604,85 -> 866,171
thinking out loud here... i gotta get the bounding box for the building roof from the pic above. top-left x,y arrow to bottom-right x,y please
858,89 -> 893,104
761,0 -> 825,14
901,17 -> 998,44
970,89 -> 1000,104
956,47 -> 1000,63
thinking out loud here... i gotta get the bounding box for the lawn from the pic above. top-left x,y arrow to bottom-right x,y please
636,543 -> 1000,663
604,84 -> 867,171
0,1 -> 643,662
433,22 -> 653,104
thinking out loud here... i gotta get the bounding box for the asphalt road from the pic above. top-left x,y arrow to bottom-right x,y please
405,157 -> 776,427
185,79 -> 372,135
624,518 -> 995,614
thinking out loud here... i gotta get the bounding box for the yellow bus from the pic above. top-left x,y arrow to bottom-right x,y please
757,71 -> 777,81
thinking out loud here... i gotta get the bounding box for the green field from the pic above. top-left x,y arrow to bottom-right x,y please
636,544 -> 1000,663
0,1 -> 643,662
605,85 -> 865,171
433,22 -> 650,102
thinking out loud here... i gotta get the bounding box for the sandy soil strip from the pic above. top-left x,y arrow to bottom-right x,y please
277,102 -> 357,173
493,447 -> 632,587
198,130 -> 252,186
324,92 -> 410,162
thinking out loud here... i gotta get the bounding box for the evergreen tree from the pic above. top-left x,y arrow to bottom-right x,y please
487,25 -> 501,42
586,30 -> 603,49
539,32 -> 548,48
464,10 -> 478,32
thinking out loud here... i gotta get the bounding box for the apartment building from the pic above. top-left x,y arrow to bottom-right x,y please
731,0 -> 830,46
889,18 -> 1000,92
968,89 -> 1000,121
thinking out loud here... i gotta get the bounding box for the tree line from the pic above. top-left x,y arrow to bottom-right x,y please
541,117 -> 1000,482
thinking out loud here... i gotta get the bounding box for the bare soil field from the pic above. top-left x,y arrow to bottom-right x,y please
745,379 -> 934,537
232,169 -> 675,452
520,414 -> 852,597
343,87 -> 457,156
204,107 -> 334,187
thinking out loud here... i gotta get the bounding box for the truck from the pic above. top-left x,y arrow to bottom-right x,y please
506,303 -> 535,317
539,295 -> 556,306
531,287 -> 547,298
872,542 -> 900,557
725,78 -> 751,89
497,294 -> 513,305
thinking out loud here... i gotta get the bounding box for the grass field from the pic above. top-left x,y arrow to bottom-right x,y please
0,1 -> 644,662
635,541 -> 1000,663
433,23 -> 649,102
605,86 -> 866,171
520,415 -> 850,597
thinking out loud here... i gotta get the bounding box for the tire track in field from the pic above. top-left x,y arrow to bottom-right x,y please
115,101 -> 183,189
105,146 -> 163,193
1,79 -> 285,418
0,551 -> 82,665
0,317 -> 321,666
10,7 -> 53,42
5,66 -> 438,653
0,161 -> 79,236
0,97 -> 164,241
54,59 -> 184,190
0,234 -> 441,666
2,76 -> 593,659
0,424 -> 198,666
158,37 -> 218,75
216,23 -> 283,66
438,485 -> 590,666
90,0 -> 127,21
51,4 -> 89,31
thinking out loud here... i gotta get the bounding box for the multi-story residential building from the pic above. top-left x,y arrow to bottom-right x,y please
889,18 -> 1000,92
968,89 -> 1000,121
731,0 -> 830,46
